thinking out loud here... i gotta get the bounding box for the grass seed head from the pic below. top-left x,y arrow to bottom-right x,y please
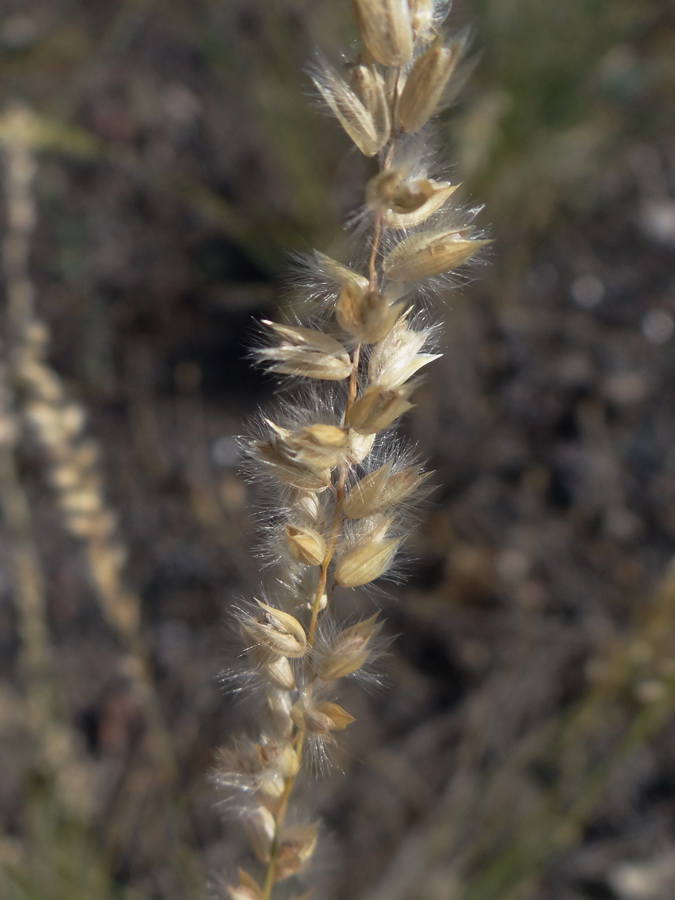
222,0 -> 487,890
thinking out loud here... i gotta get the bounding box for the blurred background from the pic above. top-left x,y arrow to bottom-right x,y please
1,1 -> 675,898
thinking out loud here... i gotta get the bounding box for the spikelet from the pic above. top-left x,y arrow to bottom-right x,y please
244,601 -> 308,659
259,321 -> 352,380
285,524 -> 327,567
343,461 -> 427,518
215,1 -> 487,896
366,170 -> 460,229
349,383 -> 415,433
228,869 -> 264,900
312,62 -> 388,157
383,229 -> 490,282
316,614 -> 381,680
334,535 -> 401,588
336,282 -> 404,343
352,0 -> 414,66
397,37 -> 462,132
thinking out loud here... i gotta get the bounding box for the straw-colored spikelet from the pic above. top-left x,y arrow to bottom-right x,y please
215,2 -> 487,897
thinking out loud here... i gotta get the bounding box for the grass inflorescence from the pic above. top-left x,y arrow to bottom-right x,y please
214,2 -> 487,897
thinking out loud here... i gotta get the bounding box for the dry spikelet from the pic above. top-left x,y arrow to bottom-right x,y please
367,172 -> 460,229
273,823 -> 319,881
346,428 -> 377,464
260,321 -> 352,380
315,701 -> 356,730
249,644 -> 297,690
290,697 -> 356,739
242,806 -> 276,863
313,63 -> 384,157
316,614 -> 381,680
228,869 -> 264,900
245,601 -> 308,659
397,38 -> 462,133
383,229 -> 490,282
285,523 -> 327,567
348,62 -> 392,149
343,460 -> 395,518
352,0 -> 414,66
280,423 -> 348,469
314,251 -> 369,291
336,281 -> 404,343
334,536 -> 401,588
369,316 -> 440,388
267,691 -> 294,739
290,700 -> 334,737
349,383 -> 414,434
408,0 -> 438,44
343,460 -> 427,519
251,439 -> 332,491
258,740 -> 301,779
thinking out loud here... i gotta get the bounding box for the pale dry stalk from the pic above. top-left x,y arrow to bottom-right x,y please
0,105 -> 178,794
0,103 -> 86,814
216,3 -> 487,898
